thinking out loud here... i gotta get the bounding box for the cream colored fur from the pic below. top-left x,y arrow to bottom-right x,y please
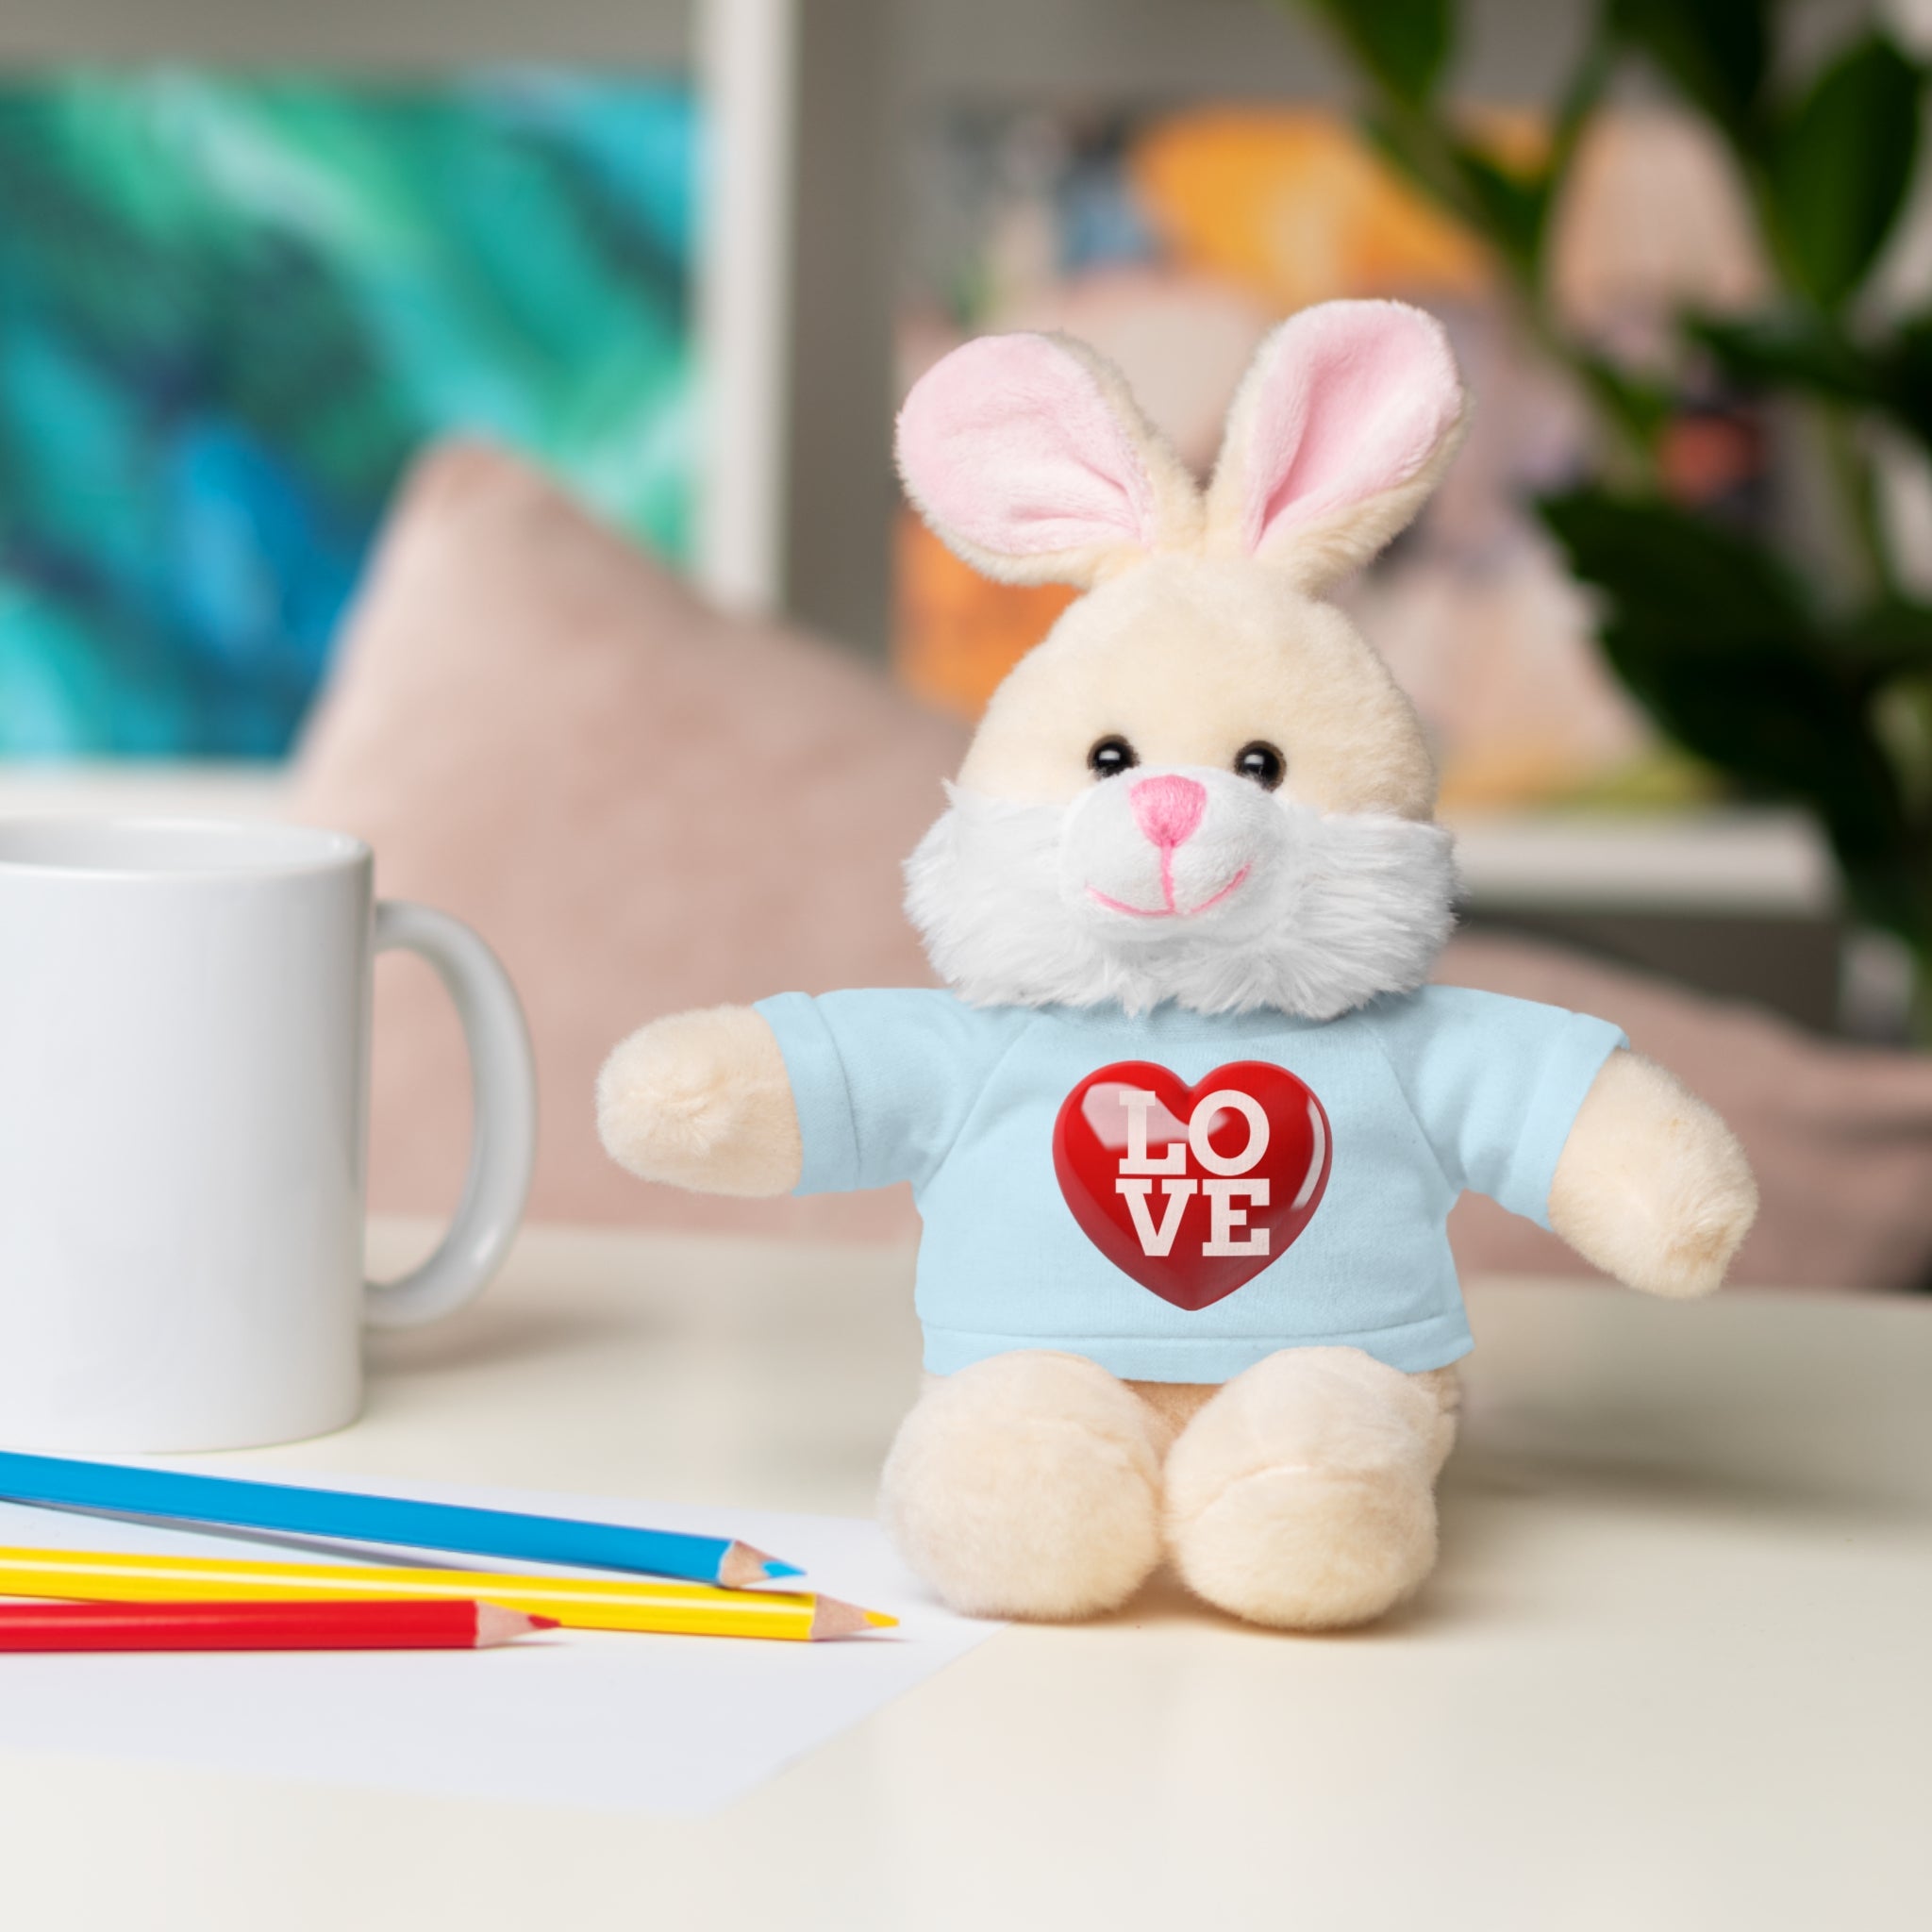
879,1349 -> 1460,1627
1164,1351 -> 1459,1628
1211,423 -> 1466,596
596,1005 -> 801,1196
1550,1048 -> 1757,1297
896,333 -> 1204,591
957,558 -> 1437,818
598,302 -> 1761,1633
880,1352 -> 1170,1619
1202,318 -> 1471,596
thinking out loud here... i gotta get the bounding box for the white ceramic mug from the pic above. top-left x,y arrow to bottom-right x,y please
0,817 -> 537,1453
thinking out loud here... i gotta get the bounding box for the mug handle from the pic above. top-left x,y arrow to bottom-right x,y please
363,901 -> 537,1330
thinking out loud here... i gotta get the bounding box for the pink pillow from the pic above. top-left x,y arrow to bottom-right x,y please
291,441 -> 958,1240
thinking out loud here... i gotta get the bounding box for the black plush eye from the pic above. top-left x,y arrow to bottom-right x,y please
1234,741 -> 1286,790
1088,735 -> 1139,779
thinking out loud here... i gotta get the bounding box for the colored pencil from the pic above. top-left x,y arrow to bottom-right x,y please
0,1547 -> 896,1642
0,1598 -> 554,1652
0,1450 -> 801,1587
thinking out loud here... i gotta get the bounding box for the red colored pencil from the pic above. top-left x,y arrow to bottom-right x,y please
0,1598 -> 557,1652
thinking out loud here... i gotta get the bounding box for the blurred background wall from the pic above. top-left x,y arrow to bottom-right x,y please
0,0 -> 1914,1041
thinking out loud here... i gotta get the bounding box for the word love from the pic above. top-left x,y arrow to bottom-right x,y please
1113,1085 -> 1275,1258
1052,1060 -> 1332,1313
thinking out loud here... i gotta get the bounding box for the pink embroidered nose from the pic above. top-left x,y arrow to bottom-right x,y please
1130,774 -> 1206,849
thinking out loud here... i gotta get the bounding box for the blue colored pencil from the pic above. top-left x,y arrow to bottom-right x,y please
0,1451 -> 803,1589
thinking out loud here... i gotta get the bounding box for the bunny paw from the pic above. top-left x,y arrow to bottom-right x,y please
596,1005 -> 801,1195
1549,1050 -> 1758,1299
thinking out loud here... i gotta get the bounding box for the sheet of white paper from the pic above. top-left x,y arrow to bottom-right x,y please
0,1472 -> 1003,1814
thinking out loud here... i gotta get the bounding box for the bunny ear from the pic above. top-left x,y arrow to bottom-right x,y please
895,333 -> 1201,589
1205,301 -> 1468,593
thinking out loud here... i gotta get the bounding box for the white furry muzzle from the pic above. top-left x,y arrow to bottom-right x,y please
905,771 -> 1457,1019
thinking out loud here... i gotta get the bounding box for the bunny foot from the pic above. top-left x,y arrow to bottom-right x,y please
880,1351 -> 1166,1620
1165,1348 -> 1457,1630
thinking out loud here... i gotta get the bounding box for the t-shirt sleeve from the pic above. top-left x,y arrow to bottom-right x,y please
753,990 -> 1025,1195
1366,987 -> 1627,1228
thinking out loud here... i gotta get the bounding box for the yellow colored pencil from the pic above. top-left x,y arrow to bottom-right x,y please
0,1547 -> 895,1642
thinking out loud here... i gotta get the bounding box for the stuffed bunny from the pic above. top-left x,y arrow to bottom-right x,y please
598,300 -> 1757,1630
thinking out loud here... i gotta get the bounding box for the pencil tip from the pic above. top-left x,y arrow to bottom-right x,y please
719,1541 -> 803,1589
475,1604 -> 559,1646
809,1595 -> 898,1641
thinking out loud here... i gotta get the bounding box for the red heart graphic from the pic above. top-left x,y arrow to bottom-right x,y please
1052,1060 -> 1332,1312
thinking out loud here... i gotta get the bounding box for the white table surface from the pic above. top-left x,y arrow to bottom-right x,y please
4,1221 -> 1928,1932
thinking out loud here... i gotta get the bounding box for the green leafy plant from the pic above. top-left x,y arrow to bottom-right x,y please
1289,0 -> 1932,1030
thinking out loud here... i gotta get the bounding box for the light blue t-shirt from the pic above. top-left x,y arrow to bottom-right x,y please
755,988 -> 1624,1382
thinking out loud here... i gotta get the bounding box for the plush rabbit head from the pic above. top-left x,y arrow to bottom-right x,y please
896,299 -> 1469,1020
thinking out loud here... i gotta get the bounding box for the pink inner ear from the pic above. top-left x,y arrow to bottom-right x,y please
896,336 -> 1158,559
1240,303 -> 1463,556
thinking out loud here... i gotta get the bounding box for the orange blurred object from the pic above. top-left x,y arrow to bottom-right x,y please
893,514 -> 1075,719
1129,108 -> 1493,308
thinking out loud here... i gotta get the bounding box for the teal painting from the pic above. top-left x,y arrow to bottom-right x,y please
0,70 -> 698,758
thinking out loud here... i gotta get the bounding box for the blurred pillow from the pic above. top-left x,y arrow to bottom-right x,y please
291,441 -> 959,1240
1441,930 -> 1932,1291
